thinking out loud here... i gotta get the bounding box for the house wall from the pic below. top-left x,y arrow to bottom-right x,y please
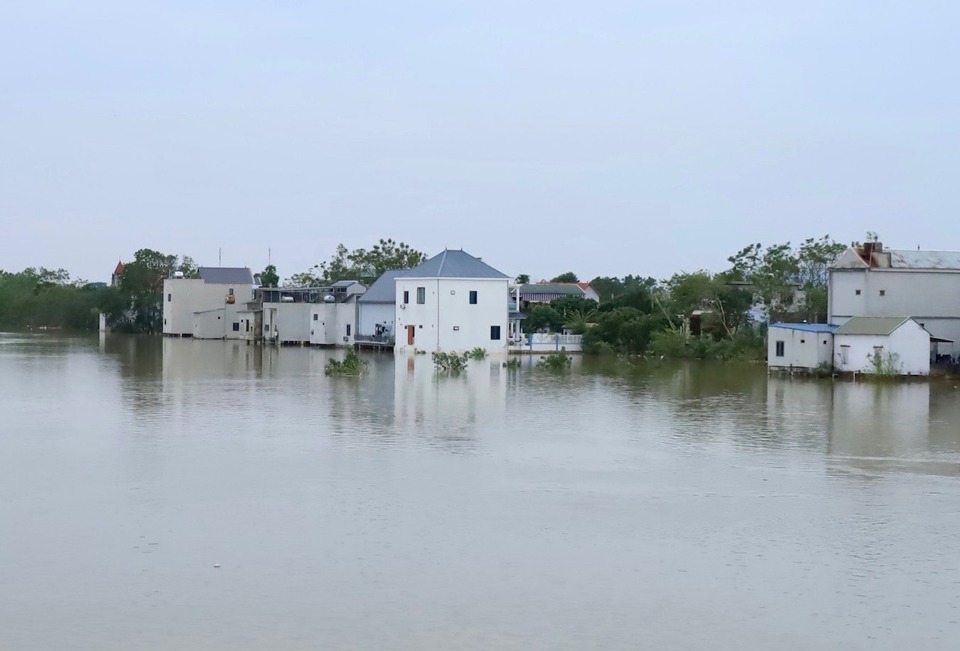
309,303 -> 357,346
192,309 -> 227,339
767,327 -> 833,370
358,303 -> 395,339
163,278 -> 253,337
272,303 -> 312,344
395,277 -> 509,353
834,321 -> 930,375
830,268 -> 960,356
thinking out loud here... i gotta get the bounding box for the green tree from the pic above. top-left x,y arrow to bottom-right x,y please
524,304 -> 564,332
551,272 -> 579,283
259,264 -> 279,288
289,239 -> 427,286
515,274 -> 530,284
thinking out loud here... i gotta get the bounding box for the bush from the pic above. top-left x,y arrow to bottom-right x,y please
537,348 -> 573,370
466,347 -> 487,360
325,349 -> 367,376
432,351 -> 469,372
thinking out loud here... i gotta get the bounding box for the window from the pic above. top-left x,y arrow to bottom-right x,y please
313,314 -> 318,321
403,290 -> 409,304
879,289 -> 886,296
855,289 -> 861,296
469,290 -> 478,305
775,341 -> 785,357
232,323 -> 240,332
167,293 -> 172,302
346,324 -> 352,337
416,287 -> 425,304
800,339 -> 806,344
228,288 -> 234,296
491,325 -> 501,340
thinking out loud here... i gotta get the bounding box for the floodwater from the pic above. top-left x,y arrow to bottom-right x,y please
2,333 -> 960,650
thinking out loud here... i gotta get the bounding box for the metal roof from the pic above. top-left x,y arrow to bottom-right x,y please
518,283 -> 584,296
402,249 -> 509,279
888,249 -> 960,270
769,322 -> 838,333
198,267 -> 254,284
834,317 -> 913,336
358,269 -> 405,303
332,279 -> 361,288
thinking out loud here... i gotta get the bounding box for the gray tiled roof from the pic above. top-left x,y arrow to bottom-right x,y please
834,317 -> 913,336
518,283 -> 584,296
403,249 -> 509,279
358,269 -> 405,303
198,267 -> 254,284
888,249 -> 960,270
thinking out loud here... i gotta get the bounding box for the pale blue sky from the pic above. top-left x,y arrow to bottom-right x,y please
2,1 -> 958,283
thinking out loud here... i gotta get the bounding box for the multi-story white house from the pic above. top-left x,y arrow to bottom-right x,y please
828,242 -> 960,358
163,267 -> 255,339
394,250 -> 511,353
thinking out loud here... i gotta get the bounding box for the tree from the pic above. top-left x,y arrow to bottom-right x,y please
259,264 -> 279,288
524,304 -> 564,332
289,239 -> 427,286
590,275 -> 657,303
551,272 -> 579,283
515,274 -> 530,285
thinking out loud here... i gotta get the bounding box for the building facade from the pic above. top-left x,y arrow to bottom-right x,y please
162,267 -> 255,339
767,323 -> 837,372
833,316 -> 931,376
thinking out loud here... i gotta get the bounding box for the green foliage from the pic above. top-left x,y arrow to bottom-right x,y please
259,264 -> 279,288
583,307 -> 665,355
466,347 -> 487,360
525,304 -> 564,333
647,328 -> 765,361
325,349 -> 368,376
105,249 -> 196,334
502,357 -> 522,368
812,361 -> 834,378
590,275 -> 657,304
432,351 -> 469,372
866,349 -> 901,376
550,272 -> 579,283
515,274 -> 531,284
536,348 -> 573,370
0,267 -> 115,331
289,239 -> 426,286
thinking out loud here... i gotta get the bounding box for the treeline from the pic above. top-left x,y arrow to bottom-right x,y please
524,236 -> 846,360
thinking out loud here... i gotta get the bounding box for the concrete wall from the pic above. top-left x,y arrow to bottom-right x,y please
309,303 -> 357,346
358,303 -> 395,339
192,309 -> 227,339
394,277 -> 509,353
767,327 -> 833,371
830,268 -> 960,356
163,278 -> 254,337
834,320 -> 930,375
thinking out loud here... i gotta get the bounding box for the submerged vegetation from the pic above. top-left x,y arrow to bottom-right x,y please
536,348 -> 573,370
466,347 -> 487,360
432,351 -> 469,372
325,349 -> 368,376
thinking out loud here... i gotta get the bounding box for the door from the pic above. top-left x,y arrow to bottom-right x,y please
407,325 -> 415,346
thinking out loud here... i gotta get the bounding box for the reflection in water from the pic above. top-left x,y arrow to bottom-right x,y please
3,333 -> 960,651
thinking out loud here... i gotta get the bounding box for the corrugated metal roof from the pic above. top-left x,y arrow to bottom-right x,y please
769,322 -> 838,333
834,317 -> 911,336
518,283 -> 583,296
198,267 -> 254,284
403,249 -> 509,279
332,279 -> 361,288
888,249 -> 960,270
358,269 -> 405,303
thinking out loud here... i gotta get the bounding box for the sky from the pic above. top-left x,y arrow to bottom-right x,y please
2,0 -> 959,284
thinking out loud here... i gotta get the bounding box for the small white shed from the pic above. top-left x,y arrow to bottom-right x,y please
833,317 -> 931,376
767,323 -> 837,372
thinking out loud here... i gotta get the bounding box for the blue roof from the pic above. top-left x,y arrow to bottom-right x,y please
358,269 -> 405,303
401,249 -> 509,279
199,267 -> 254,284
769,322 -> 838,333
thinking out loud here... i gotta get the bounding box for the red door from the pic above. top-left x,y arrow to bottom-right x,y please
407,325 -> 415,346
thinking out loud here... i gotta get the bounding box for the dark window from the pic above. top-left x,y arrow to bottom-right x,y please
167,293 -> 172,301
490,325 -> 501,340
232,323 -> 239,332
346,324 -> 352,336
800,339 -> 805,344
417,287 -> 425,304
855,289 -> 861,295
879,289 -> 886,296
775,341 -> 785,357
313,314 -> 318,321
469,290 -> 478,305
403,290 -> 409,304
228,288 -> 234,296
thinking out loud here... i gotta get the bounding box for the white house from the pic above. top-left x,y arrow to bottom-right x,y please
259,282 -> 364,346
767,323 -> 837,372
833,316 -> 931,376
357,269 -> 405,344
395,249 -> 511,354
163,267 -> 255,339
829,242 -> 960,358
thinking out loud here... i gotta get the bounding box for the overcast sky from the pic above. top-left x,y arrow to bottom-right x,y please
2,1 -> 959,284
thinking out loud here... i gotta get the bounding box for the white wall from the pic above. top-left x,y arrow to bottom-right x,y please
358,303 -> 395,338
830,268 -> 960,356
192,309 -> 227,339
395,277 -> 509,353
767,327 -> 833,370
834,321 -> 930,375
274,303 -> 312,344
163,278 -> 254,337
310,303 -> 357,346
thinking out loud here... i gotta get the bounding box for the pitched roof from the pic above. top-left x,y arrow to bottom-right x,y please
113,261 -> 125,275
402,249 -> 509,279
887,249 -> 960,270
198,267 -> 254,285
769,322 -> 838,333
834,317 -> 914,336
359,269 -> 405,303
